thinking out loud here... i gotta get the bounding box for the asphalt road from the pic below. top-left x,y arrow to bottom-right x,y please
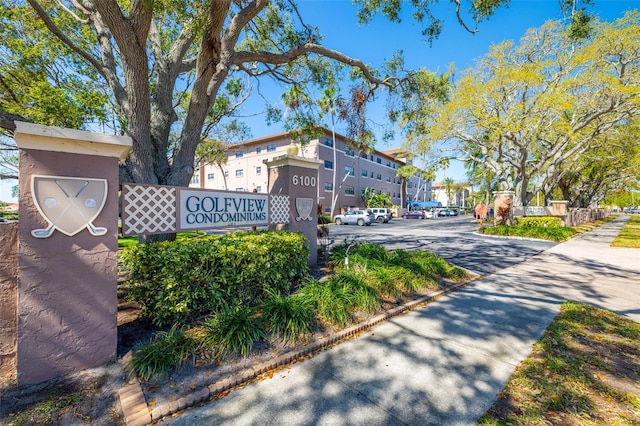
323,214 -> 557,276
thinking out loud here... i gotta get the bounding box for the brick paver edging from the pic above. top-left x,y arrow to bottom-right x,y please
118,280 -> 472,425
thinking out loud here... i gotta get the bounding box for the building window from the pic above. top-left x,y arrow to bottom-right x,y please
267,144 -> 277,152
191,174 -> 199,184
324,160 -> 333,170
256,147 -> 262,154
207,173 -> 215,180
324,182 -> 333,191
377,173 -> 382,181
345,185 -> 355,196
370,154 -> 374,161
370,171 -> 374,178
361,152 -> 368,159
236,188 -> 244,191
345,166 -> 354,176
323,137 -> 333,147
361,169 -> 368,177
256,186 -> 262,192
236,169 -> 244,177
376,157 -> 382,164
236,151 -> 244,158
344,146 -> 354,156
224,171 -> 229,178
256,166 -> 262,175
386,160 -> 391,167
386,176 -> 391,183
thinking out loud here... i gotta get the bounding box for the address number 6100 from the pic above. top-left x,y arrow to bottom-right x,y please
292,175 -> 316,187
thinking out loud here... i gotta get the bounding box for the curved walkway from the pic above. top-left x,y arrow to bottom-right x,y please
165,216 -> 640,425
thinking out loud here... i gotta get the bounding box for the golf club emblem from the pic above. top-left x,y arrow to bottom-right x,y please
295,197 -> 313,221
31,175 -> 108,238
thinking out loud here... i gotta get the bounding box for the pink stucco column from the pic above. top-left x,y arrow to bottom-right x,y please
14,122 -> 131,385
264,152 -> 323,266
493,191 -> 515,226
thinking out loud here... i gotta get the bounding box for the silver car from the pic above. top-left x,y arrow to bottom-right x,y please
333,209 -> 373,226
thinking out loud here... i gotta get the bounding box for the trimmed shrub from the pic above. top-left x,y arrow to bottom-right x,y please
515,216 -> 562,227
120,230 -> 310,326
479,224 -> 576,241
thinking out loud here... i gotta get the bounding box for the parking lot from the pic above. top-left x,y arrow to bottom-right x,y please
324,214 -> 557,276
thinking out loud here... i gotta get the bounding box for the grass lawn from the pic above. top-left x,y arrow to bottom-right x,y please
611,215 -> 640,248
479,302 -> 640,425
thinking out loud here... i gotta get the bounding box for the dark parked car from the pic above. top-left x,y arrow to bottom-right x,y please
403,210 -> 425,219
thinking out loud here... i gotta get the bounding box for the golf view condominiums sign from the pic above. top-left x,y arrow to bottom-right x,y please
179,189 -> 268,230
120,183 -> 273,236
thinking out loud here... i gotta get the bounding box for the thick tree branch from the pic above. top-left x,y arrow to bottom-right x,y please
232,42 -> 396,90
0,111 -> 33,132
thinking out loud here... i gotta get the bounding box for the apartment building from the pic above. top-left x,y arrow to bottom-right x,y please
191,129 -> 431,216
430,181 -> 472,208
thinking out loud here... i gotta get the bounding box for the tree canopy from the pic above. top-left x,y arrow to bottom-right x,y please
0,0 -> 501,189
401,11 -> 640,207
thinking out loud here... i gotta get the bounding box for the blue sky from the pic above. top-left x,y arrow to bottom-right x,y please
242,0 -> 638,182
1,0 -> 637,202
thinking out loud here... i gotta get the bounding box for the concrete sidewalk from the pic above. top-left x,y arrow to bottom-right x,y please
166,216 -> 640,425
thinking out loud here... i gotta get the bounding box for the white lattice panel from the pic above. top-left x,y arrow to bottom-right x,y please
122,184 -> 176,235
270,195 -> 290,224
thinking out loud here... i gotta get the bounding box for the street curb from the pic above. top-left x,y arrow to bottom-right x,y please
119,279 -> 473,425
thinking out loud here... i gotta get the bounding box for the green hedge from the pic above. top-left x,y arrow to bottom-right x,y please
120,230 -> 310,327
479,224 -> 576,241
514,216 -> 562,227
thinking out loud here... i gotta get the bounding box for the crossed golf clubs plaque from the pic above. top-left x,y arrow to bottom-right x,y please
31,175 -> 108,238
295,197 -> 313,221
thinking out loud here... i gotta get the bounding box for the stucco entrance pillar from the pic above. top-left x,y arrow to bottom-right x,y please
493,190 -> 515,226
264,152 -> 323,266
14,122 -> 131,385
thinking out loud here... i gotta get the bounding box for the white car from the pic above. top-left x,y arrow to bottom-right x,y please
333,210 -> 373,226
370,208 -> 393,223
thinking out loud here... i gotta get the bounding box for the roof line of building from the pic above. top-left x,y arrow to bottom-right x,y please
228,127 -> 412,163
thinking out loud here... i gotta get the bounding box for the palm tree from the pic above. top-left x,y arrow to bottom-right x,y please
443,177 -> 455,207
195,138 -> 230,190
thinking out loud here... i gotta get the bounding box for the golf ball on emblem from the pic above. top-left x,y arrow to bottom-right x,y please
84,198 -> 97,208
43,197 -> 58,208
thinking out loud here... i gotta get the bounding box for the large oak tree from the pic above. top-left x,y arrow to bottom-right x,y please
0,0 -> 499,186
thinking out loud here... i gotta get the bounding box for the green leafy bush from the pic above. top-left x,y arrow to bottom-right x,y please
514,216 -> 562,227
317,214 -> 332,224
120,230 -> 310,326
127,240 -> 471,378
